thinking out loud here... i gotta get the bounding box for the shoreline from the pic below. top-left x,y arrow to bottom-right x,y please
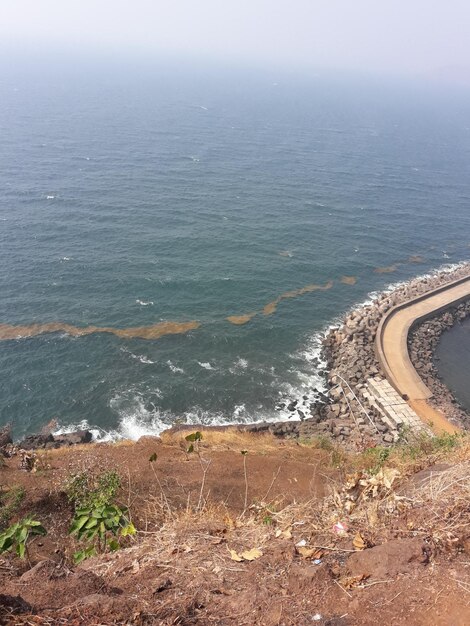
247,261 -> 470,447
3,262 -> 470,451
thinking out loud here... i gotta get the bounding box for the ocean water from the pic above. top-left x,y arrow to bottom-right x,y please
1,62 -> 470,440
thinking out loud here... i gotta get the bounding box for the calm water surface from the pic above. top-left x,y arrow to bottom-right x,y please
1,62 -> 469,439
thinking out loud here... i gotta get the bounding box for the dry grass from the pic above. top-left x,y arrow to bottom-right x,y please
159,427 -> 280,453
404,460 -> 470,549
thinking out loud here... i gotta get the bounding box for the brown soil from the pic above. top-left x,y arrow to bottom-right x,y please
1,430 -> 470,625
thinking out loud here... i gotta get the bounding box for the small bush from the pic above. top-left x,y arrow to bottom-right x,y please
71,503 -> 135,564
65,469 -> 135,564
0,516 -> 46,561
399,432 -> 462,461
363,446 -> 391,474
65,470 -> 121,510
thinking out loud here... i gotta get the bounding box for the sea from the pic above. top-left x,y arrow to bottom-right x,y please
1,59 -> 470,440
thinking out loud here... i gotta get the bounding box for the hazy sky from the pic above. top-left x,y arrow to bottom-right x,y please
1,0 -> 469,75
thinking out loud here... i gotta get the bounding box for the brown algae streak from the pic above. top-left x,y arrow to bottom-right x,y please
226,313 -> 257,325
262,280 -> 334,316
0,320 -> 201,341
340,276 -> 357,285
374,264 -> 400,274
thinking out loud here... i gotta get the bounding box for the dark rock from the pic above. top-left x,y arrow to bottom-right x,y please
0,594 -> 32,615
18,433 -> 54,450
53,430 -> 93,446
0,423 -> 12,448
243,422 -> 270,434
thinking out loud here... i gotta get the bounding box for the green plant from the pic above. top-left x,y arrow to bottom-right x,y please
70,503 -> 135,564
185,430 -> 203,454
65,470 -> 121,510
0,517 -> 46,563
399,432 -> 462,460
364,446 -> 391,474
0,486 -> 25,530
314,435 -> 334,451
66,469 -> 135,564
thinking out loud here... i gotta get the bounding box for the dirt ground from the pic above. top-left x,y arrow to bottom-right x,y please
1,430 -> 469,625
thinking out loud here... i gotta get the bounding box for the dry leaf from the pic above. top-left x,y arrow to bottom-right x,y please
297,546 -> 323,559
229,548 -> 243,562
341,574 -> 369,589
297,546 -> 316,558
240,548 -> 263,561
275,528 -> 292,539
353,533 -> 366,551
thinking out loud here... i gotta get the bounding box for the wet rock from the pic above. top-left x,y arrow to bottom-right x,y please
18,433 -> 54,450
0,423 -> 12,448
53,430 -> 93,446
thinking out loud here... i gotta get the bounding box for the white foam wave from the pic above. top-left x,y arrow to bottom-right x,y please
60,256 -> 71,262
53,390 -> 284,443
167,360 -> 184,374
120,347 -> 155,365
136,299 -> 154,306
198,361 -> 214,370
229,357 -> 248,374
53,419 -> 113,443
46,195 -> 56,200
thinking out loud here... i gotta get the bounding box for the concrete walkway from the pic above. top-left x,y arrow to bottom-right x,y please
375,274 -> 470,434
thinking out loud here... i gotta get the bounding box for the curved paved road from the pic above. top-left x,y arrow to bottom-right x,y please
375,274 -> 470,434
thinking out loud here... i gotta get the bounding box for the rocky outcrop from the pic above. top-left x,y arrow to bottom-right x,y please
17,430 -> 93,450
0,423 -> 12,448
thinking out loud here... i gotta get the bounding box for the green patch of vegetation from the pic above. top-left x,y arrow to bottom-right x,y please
0,486 -> 25,530
314,435 -> 334,451
363,446 -> 391,474
65,469 -> 135,564
0,516 -> 46,562
398,432 -> 462,460
65,469 -> 121,510
71,503 -> 135,564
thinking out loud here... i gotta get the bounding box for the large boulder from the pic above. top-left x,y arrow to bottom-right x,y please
53,430 -> 93,446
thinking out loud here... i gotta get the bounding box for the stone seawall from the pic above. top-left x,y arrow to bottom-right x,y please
409,300 -> 470,429
252,262 -> 470,448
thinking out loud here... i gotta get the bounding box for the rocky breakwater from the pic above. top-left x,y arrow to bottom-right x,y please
263,262 -> 470,448
409,300 -> 470,429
